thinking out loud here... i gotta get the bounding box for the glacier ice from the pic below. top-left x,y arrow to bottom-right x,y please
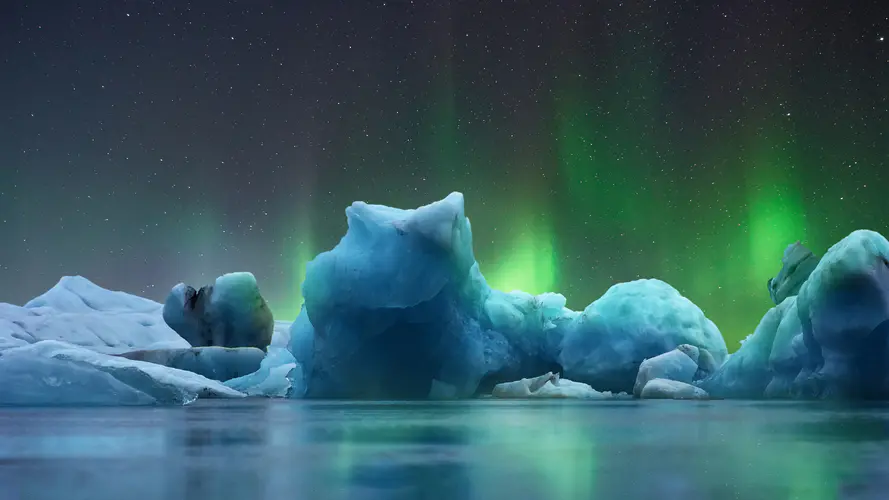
491,372 -> 621,399
0,276 -> 188,353
0,347 -> 157,406
0,341 -> 244,405
6,193 -> 889,404
296,192 -> 727,398
117,346 -> 265,382
633,346 -> 700,398
768,242 -> 820,305
0,277 -> 254,405
162,272 -> 274,350
796,230 -> 889,398
640,378 -> 710,400
557,279 -> 727,393
700,230 -> 889,400
224,322 -> 304,397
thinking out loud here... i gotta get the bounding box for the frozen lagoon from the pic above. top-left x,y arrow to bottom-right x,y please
2,399 -> 888,500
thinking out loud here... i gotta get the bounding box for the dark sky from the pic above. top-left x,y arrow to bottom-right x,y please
1,0 -> 887,347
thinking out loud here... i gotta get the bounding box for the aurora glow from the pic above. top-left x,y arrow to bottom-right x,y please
1,1 -> 887,350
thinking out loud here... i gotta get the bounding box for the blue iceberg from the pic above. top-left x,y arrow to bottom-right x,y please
700,230 -> 889,400
291,192 -> 727,398
8,193 -> 889,404
117,346 -> 266,382
0,340 -> 245,406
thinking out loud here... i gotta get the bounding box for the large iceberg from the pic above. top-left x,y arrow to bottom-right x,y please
700,230 -> 889,400
291,192 -> 727,399
13,194 -> 889,404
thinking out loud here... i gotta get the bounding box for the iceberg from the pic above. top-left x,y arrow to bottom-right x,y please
117,346 -> 265,382
640,378 -> 710,400
0,276 -> 188,353
224,322 -> 303,397
162,272 -> 274,350
633,345 -> 700,398
558,280 -> 727,393
0,341 -> 244,406
16,194 -> 889,403
768,242 -> 820,305
294,192 -> 727,399
700,230 -> 889,400
490,372 -> 621,399
0,349 -> 156,406
796,230 -> 889,399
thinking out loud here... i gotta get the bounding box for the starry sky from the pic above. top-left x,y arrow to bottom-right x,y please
1,1 -> 887,348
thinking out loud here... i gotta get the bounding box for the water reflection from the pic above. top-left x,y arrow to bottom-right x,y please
2,400 -> 889,499
166,402 -> 273,500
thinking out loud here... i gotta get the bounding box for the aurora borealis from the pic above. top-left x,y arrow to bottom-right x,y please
1,1 -> 887,348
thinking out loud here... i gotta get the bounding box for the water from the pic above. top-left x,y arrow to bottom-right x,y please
1,399 -> 889,500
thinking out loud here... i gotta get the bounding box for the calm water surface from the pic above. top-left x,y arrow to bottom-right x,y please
1,399 -> 888,500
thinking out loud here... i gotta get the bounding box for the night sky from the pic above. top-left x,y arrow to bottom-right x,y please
1,1 -> 887,348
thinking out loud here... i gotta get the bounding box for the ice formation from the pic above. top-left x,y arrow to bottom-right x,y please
224,321 -> 303,397
559,280 -> 726,393
0,276 -> 187,353
162,272 -> 274,350
768,242 -> 820,305
0,340 -> 244,406
117,346 -> 265,382
491,372 -> 620,399
633,345 -> 700,398
292,192 -> 727,399
4,194 -> 889,405
700,230 -> 889,400
639,378 -> 710,400
0,276 -> 265,405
